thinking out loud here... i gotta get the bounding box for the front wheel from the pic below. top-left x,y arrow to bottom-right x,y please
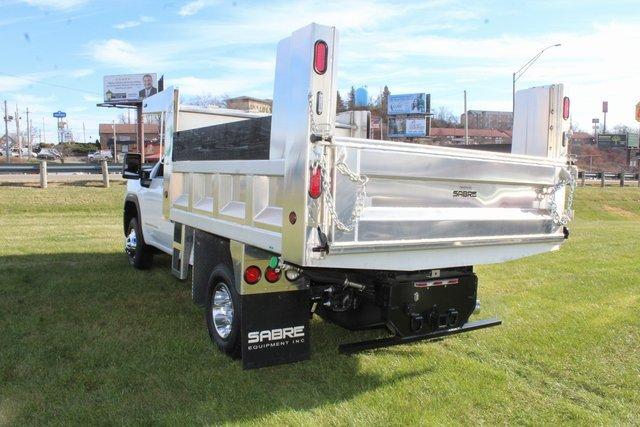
205,266 -> 241,358
125,217 -> 153,269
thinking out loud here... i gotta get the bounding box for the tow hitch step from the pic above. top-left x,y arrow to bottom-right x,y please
338,317 -> 502,354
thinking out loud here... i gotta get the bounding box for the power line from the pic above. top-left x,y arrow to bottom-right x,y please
0,71 -> 97,95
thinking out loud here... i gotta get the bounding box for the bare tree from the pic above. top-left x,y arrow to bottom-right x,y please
183,93 -> 229,108
611,124 -> 634,134
432,106 -> 458,128
117,112 -> 130,124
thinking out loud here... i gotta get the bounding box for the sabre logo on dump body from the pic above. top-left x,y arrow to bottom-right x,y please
247,326 -> 305,344
453,190 -> 477,198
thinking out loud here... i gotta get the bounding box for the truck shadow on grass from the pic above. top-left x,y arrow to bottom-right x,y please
0,252 -> 433,424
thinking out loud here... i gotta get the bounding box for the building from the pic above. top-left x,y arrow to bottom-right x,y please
570,131 -> 595,145
429,127 -> 512,145
460,110 -> 513,130
226,96 -> 272,113
98,123 -> 161,161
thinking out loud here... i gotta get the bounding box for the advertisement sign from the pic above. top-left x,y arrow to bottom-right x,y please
388,93 -> 430,115
597,133 -> 627,148
388,116 -> 429,137
371,117 -> 381,129
103,73 -> 158,103
52,111 -> 66,118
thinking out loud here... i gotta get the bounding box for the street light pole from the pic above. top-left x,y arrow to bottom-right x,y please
512,43 -> 561,116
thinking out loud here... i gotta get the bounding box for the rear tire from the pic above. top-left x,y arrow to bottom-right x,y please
125,217 -> 153,269
205,265 -> 241,359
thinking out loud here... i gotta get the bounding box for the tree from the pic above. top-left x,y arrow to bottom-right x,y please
381,86 -> 390,118
431,106 -> 458,128
117,112 -> 130,124
347,86 -> 356,111
336,91 -> 346,113
612,124 -> 634,134
183,93 -> 229,108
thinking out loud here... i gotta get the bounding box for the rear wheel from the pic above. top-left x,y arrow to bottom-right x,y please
205,266 -> 241,358
125,217 -> 153,269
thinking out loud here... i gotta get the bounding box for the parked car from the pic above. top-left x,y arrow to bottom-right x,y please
10,147 -> 37,158
36,148 -> 62,160
88,150 -> 113,162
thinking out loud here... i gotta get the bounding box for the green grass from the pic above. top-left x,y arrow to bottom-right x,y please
1,183 -> 638,425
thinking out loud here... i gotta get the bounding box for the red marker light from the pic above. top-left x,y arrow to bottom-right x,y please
244,266 -> 261,284
309,166 -> 322,199
313,40 -> 328,75
562,97 -> 570,120
264,267 -> 281,283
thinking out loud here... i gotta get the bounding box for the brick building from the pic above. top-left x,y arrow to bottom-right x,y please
460,110 -> 513,130
226,96 -> 272,113
98,123 -> 161,161
430,127 -> 512,145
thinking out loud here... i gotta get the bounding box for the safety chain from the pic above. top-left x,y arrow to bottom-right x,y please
309,94 -> 368,232
548,166 -> 577,226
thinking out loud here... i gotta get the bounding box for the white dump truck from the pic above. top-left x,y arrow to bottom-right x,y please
121,23 -> 576,369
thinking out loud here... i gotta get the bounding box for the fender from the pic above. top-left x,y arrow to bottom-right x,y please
123,193 -> 142,235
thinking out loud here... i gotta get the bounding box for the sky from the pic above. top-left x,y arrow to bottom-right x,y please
1,0 -> 639,143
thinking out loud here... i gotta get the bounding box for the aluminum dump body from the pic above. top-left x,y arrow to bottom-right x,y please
164,23 -> 574,272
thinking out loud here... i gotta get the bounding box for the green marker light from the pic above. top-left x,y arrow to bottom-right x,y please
268,256 -> 279,269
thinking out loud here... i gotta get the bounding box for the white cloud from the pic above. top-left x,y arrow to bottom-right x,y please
20,0 -> 88,10
169,75 -> 273,98
114,20 -> 140,30
0,75 -> 31,92
178,0 -> 207,17
114,16 -> 156,30
86,39 -> 160,69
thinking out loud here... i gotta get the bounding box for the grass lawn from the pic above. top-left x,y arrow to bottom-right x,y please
0,182 -> 638,425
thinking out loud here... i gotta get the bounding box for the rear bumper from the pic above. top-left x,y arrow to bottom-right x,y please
338,317 -> 502,354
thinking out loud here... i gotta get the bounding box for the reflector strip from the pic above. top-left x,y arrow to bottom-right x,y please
414,278 -> 460,288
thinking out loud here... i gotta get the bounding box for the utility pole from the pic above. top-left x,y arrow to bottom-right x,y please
26,107 -> 31,153
15,105 -> 21,159
112,120 -> 117,163
602,101 -> 608,134
42,117 -> 45,144
464,90 -> 469,145
3,101 -> 10,163
83,122 -> 86,144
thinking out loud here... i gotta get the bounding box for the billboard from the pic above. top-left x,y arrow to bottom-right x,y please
388,93 -> 430,115
103,73 -> 158,103
388,116 -> 429,137
597,133 -> 627,148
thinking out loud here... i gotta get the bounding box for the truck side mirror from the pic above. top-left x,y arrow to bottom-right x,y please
122,153 -> 142,179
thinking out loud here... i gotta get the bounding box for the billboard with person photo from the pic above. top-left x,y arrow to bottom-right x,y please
103,73 -> 158,103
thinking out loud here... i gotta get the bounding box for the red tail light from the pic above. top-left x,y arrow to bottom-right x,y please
309,166 -> 322,199
313,40 -> 328,75
244,266 -> 261,284
264,267 -> 281,283
562,96 -> 570,120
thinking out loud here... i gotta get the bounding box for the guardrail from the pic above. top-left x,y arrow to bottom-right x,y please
0,160 -> 125,188
577,171 -> 640,187
0,163 -> 123,174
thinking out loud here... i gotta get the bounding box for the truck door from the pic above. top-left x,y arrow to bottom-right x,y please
139,160 -> 173,253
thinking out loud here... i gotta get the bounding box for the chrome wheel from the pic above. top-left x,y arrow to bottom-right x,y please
212,283 -> 234,339
125,228 -> 137,257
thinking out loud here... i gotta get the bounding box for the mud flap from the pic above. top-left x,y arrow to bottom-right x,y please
241,289 -> 310,369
